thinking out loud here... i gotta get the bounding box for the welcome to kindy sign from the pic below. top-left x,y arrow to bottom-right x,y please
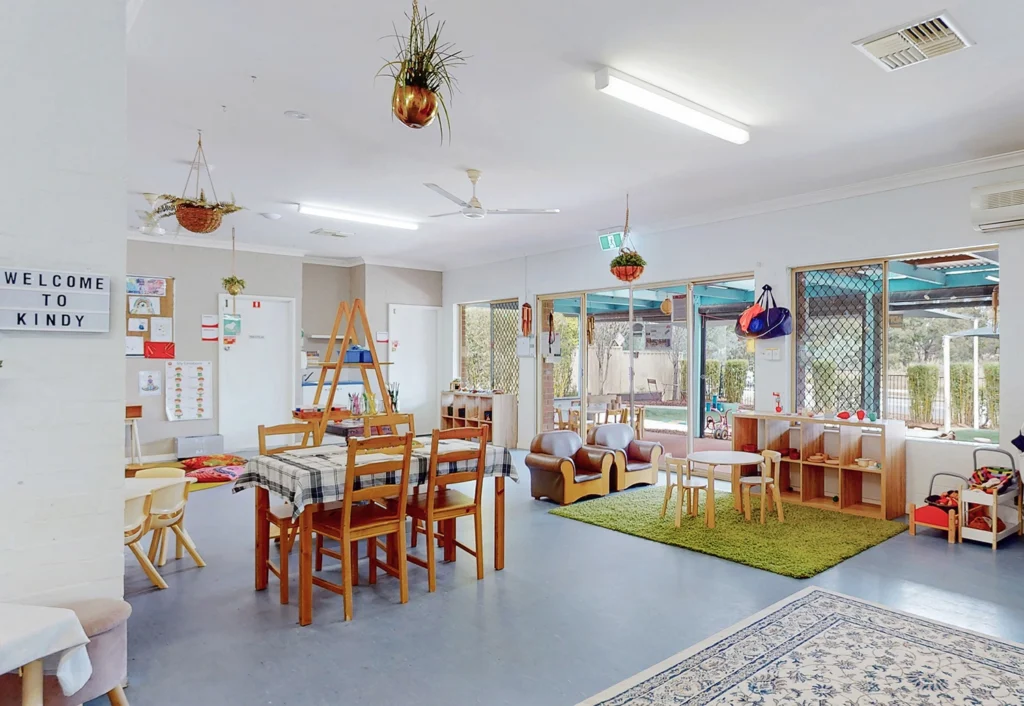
0,269 -> 111,332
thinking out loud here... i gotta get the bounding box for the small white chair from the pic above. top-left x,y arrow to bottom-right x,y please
147,479 -> 205,569
740,449 -> 786,524
125,493 -> 167,590
135,467 -> 196,565
662,455 -> 709,527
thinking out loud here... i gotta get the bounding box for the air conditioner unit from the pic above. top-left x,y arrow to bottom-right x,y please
971,181 -> 1024,233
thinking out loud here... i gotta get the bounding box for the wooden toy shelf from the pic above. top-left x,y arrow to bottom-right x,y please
440,391 -> 517,447
732,412 -> 906,520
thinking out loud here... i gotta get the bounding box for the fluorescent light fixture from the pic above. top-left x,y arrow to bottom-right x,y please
986,275 -> 1000,283
298,204 -> 419,231
595,67 -> 749,144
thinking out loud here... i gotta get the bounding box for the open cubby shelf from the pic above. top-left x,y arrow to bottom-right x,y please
439,391 -> 518,447
733,412 -> 906,520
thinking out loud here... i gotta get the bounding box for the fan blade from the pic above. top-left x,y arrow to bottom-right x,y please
429,212 -> 464,218
424,183 -> 469,207
486,208 -> 561,215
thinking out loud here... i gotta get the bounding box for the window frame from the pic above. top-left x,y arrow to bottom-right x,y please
457,297 -> 520,394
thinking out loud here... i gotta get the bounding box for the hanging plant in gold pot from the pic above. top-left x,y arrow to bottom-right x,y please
610,194 -> 645,283
378,0 -> 465,140
157,131 -> 242,234
222,228 -> 246,296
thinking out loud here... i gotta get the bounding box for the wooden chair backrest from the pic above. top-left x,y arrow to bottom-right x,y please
134,467 -> 185,479
259,422 -> 322,455
363,413 -> 415,438
555,407 -> 566,428
124,494 -> 153,544
343,433 -> 413,528
761,449 -> 782,482
665,454 -> 698,482
427,427 -> 488,507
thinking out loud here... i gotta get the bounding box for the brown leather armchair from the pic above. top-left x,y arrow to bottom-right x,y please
587,423 -> 663,491
525,430 -> 613,505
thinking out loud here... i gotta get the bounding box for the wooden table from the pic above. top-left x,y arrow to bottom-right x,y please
0,603 -> 91,706
235,440 -> 518,626
124,476 -> 195,501
686,450 -> 764,528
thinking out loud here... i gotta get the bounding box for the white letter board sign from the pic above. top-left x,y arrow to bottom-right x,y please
0,268 -> 111,332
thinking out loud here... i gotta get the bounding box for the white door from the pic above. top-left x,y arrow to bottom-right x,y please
388,304 -> 440,433
218,295 -> 297,451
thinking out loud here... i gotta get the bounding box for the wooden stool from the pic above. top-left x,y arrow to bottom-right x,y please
0,598 -> 132,705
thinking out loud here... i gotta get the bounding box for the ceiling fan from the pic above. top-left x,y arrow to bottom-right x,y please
424,169 -> 560,220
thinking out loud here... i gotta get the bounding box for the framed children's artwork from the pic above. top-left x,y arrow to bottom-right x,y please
125,275 -> 175,357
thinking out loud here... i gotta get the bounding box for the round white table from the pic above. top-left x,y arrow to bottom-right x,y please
686,450 -> 764,528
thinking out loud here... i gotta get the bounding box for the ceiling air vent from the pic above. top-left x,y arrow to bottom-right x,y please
310,228 -> 351,238
854,13 -> 972,72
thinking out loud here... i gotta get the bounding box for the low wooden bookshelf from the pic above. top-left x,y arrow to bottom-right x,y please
732,412 -> 906,520
440,391 -> 518,447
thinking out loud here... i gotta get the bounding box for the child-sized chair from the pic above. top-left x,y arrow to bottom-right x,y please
661,455 -> 709,527
739,450 -> 785,524
147,479 -> 205,570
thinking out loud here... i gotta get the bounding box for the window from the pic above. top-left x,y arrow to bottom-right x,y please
458,299 -> 520,395
794,263 -> 885,417
793,249 -> 1000,443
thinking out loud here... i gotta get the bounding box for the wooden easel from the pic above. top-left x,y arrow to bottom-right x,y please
294,299 -> 393,437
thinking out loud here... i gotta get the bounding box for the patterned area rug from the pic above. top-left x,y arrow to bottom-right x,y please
578,587 -> 1024,705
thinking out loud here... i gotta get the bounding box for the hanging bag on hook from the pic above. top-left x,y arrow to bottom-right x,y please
747,285 -> 792,339
1011,423 -> 1024,453
735,291 -> 765,337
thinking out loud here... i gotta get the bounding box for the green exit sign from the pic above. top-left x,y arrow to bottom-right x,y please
599,231 -> 623,251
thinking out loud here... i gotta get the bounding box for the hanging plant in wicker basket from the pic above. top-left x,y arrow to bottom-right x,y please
610,194 -> 646,282
156,131 -> 242,234
378,0 -> 466,141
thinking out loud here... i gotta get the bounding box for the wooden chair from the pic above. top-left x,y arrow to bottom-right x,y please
662,455 -> 709,527
146,480 -> 205,571
740,449 -> 785,524
406,428 -> 487,592
134,467 -> 191,566
258,421 -> 323,604
568,408 -> 582,435
363,413 -> 416,438
124,493 -> 167,590
554,407 -> 570,430
310,434 -> 413,621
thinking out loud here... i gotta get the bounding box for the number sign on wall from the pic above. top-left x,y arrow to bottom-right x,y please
0,269 -> 111,332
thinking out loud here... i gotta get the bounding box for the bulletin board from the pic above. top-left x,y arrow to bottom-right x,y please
125,274 -> 175,357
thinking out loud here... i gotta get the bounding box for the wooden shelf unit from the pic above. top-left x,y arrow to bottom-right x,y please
732,412 -> 906,520
440,391 -> 517,447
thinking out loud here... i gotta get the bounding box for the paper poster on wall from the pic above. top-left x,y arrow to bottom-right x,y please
644,322 -> 672,351
201,314 -> 219,341
165,360 -> 212,421
128,318 -> 148,333
223,314 -> 241,336
125,336 -> 144,356
150,317 -> 173,342
138,370 -> 162,396
126,277 -> 167,297
128,296 -> 160,316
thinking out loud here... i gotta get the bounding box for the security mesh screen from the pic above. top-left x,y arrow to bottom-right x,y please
794,265 -> 884,416
491,300 -> 520,396
459,300 -> 520,396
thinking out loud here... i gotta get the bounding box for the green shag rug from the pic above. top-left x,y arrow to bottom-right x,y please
550,487 -> 906,578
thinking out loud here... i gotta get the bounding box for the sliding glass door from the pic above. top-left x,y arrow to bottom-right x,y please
540,295 -> 583,438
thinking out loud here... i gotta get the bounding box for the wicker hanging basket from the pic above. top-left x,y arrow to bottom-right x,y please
611,264 -> 644,282
175,203 -> 224,234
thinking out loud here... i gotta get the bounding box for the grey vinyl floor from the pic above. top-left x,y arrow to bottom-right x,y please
95,451 -> 1024,706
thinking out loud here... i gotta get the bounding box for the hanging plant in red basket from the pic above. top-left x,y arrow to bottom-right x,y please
154,130 -> 242,235
609,193 -> 645,282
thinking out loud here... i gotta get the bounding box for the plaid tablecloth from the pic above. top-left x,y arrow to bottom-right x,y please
233,439 -> 519,519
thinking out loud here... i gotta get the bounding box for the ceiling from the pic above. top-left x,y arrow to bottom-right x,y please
127,0 -> 1024,270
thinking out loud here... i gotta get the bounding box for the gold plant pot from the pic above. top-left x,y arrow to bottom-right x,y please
225,283 -> 244,296
392,84 -> 439,129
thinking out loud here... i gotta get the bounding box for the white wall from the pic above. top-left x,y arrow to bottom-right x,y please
362,264 -> 443,365
442,161 -> 1024,496
0,0 -> 126,603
